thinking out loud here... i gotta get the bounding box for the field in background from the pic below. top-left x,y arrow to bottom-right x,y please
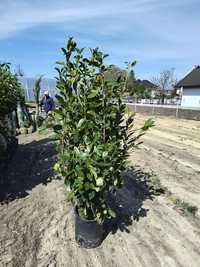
131,114 -> 200,214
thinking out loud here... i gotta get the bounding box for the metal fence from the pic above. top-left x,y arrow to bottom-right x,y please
19,77 -> 57,101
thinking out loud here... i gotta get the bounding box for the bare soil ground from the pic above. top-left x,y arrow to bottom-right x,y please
0,115 -> 200,267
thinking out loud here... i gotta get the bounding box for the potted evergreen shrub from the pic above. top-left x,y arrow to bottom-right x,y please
52,38 -> 154,248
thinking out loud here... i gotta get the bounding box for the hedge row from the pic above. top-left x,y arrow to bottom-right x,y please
0,63 -> 23,169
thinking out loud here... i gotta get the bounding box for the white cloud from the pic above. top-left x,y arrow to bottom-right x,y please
0,0 -> 199,78
0,0 -> 180,39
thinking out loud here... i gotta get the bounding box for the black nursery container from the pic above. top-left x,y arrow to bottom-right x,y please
75,209 -> 105,249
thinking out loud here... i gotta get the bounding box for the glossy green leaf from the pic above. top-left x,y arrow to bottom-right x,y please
55,94 -> 65,105
77,118 -> 86,129
96,178 -> 104,187
88,90 -> 99,98
108,208 -> 116,218
53,124 -> 62,131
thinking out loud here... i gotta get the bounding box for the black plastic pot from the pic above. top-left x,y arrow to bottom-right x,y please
75,208 -> 105,248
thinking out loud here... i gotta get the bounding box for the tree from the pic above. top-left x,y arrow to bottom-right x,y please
104,65 -> 126,93
152,68 -> 177,104
132,84 -> 151,101
124,61 -> 137,94
104,63 -> 137,96
117,62 -> 153,100
104,65 -> 125,80
33,75 -> 43,128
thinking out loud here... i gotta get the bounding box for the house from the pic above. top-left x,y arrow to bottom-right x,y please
176,66 -> 200,108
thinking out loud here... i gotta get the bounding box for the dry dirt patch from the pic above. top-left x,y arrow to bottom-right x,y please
0,116 -> 200,267
131,114 -> 200,213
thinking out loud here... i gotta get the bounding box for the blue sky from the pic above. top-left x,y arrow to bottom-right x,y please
0,0 -> 199,80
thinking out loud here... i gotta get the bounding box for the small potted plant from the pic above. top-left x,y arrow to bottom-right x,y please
52,38 -> 154,248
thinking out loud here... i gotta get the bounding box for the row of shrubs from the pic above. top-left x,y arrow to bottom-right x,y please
0,63 -> 25,168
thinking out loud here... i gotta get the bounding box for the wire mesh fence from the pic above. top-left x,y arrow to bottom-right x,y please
19,77 -> 57,101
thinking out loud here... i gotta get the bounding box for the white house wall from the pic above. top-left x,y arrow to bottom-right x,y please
181,88 -> 200,108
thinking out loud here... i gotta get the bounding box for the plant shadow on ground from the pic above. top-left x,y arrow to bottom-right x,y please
0,138 -> 58,203
104,167 -> 164,236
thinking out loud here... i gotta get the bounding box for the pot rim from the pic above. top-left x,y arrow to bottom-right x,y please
75,207 -> 104,224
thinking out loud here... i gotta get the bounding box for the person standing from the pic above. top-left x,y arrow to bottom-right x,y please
40,90 -> 54,115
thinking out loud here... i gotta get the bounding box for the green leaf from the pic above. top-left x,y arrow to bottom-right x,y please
67,191 -> 74,201
141,118 -> 155,131
94,187 -> 101,192
108,208 -> 116,218
54,163 -> 61,173
74,147 -> 80,154
61,47 -> 68,56
79,152 -> 87,160
85,182 -> 90,190
53,124 -> 62,131
77,118 -> 86,129
114,179 -> 118,186
53,108 -> 63,116
96,178 -> 104,187
55,61 -> 65,65
88,90 -> 99,99
67,37 -> 77,52
89,191 -> 95,200
55,94 -> 65,105
89,166 -> 98,179
126,114 -> 135,125
102,151 -> 108,158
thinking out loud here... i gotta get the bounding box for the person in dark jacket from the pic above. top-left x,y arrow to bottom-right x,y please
40,90 -> 54,114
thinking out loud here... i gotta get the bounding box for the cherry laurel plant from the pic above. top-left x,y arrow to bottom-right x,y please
0,63 -> 24,115
52,38 -> 154,222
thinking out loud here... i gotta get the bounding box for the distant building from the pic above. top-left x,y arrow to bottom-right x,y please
176,66 -> 200,108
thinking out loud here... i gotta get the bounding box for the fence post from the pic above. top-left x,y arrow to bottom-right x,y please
134,103 -> 137,112
152,104 -> 155,116
176,103 -> 179,118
